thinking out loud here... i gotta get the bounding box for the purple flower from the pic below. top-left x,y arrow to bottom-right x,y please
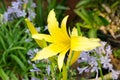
31,77 -> 39,80
44,26 -> 48,31
77,41 -> 120,80
94,42 -> 106,54
100,56 -> 113,69
44,77 -> 48,80
27,8 -> 36,21
3,1 -> 26,22
27,48 -> 40,60
46,65 -> 50,75
77,51 -> 90,63
111,70 -> 120,79
30,63 -> 40,72
77,67 -> 88,74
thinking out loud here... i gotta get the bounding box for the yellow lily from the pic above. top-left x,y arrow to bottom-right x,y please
25,9 -> 101,70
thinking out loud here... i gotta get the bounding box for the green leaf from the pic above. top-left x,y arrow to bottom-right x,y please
0,35 -> 6,50
76,0 -> 92,8
99,16 -> 109,26
111,1 -> 120,9
76,23 -> 92,29
2,46 -> 26,63
8,47 -> 26,52
15,18 -> 24,28
88,29 -> 97,38
10,54 -> 27,71
76,23 -> 82,36
56,5 -> 70,10
0,67 -> 9,80
10,72 -> 18,80
35,0 -> 44,26
74,9 -> 93,27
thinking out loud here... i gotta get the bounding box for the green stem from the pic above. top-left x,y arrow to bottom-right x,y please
88,29 -> 97,38
76,23 -> 82,36
0,0 -> 7,12
98,60 -> 104,80
66,51 -> 74,80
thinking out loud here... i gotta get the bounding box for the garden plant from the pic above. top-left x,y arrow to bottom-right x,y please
0,0 -> 120,80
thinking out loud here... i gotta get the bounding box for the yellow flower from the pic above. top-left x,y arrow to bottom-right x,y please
25,9 -> 101,70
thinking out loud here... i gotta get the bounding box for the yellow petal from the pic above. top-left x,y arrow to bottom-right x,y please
25,18 -> 38,34
71,27 -> 78,36
25,18 -> 46,48
47,9 -> 70,44
47,9 -> 59,36
32,34 -> 53,42
71,36 -> 101,51
58,46 -> 69,71
32,44 -> 62,61
61,16 -> 69,39
58,52 -> 66,71
36,40 -> 47,48
67,51 -> 81,65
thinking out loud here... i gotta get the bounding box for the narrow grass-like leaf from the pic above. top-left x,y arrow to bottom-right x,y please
74,9 -> 92,27
76,0 -> 91,8
10,54 -> 27,71
8,47 -> 26,52
15,18 -> 24,28
80,8 -> 93,25
35,0 -> 44,26
0,67 -> 9,80
10,72 -> 18,80
18,50 -> 26,62
88,29 -> 97,38
0,0 -> 7,12
2,46 -> 26,63
111,1 -> 120,9
0,35 -> 6,50
76,23 -> 82,36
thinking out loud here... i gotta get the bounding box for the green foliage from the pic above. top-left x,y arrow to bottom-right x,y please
34,0 -> 69,33
0,0 -> 120,79
74,0 -> 111,38
0,18 -> 33,79
113,49 -> 120,58
0,0 -> 69,79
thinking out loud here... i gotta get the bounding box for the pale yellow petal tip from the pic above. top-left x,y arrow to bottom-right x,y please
48,9 -> 55,17
90,38 -> 100,41
31,54 -> 43,61
71,27 -> 78,36
25,18 -> 28,21
31,54 -> 40,61
90,38 -> 102,46
58,66 -> 62,72
31,57 -> 37,61
65,15 -> 69,19
47,9 -> 56,23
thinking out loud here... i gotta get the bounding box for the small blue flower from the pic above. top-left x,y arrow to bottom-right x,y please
3,1 -> 26,22
77,41 -> 120,80
111,70 -> 120,79
46,65 -> 51,75
31,77 -> 39,80
27,8 -> 36,21
100,56 -> 113,69
77,67 -> 88,74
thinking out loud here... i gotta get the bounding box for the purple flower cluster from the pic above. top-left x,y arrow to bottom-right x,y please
4,1 -> 26,22
27,48 -> 50,80
77,41 -> 120,80
3,0 -> 36,22
27,48 -> 40,73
